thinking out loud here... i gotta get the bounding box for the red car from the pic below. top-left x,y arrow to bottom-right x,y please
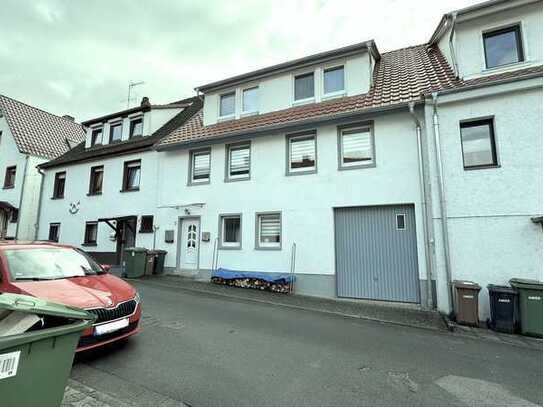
0,241 -> 141,351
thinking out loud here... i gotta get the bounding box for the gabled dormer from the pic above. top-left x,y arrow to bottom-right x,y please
196,41 -> 380,126
83,97 -> 190,149
430,0 -> 543,80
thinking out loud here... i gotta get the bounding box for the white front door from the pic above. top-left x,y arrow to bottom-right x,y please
179,218 -> 200,270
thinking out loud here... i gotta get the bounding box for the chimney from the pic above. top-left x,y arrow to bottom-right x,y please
63,115 -> 75,121
140,96 -> 150,107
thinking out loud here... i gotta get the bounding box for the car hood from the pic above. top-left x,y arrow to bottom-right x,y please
11,274 -> 136,309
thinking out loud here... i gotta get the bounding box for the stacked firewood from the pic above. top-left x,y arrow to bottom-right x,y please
211,277 -> 291,294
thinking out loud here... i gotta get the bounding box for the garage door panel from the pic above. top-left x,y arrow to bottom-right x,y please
335,205 -> 420,303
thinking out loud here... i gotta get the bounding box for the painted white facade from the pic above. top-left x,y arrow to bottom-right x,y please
203,52 -> 372,126
154,110 -> 429,299
0,116 -> 47,240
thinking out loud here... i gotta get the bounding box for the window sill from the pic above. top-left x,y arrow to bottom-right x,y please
218,115 -> 235,123
87,192 -> 102,196
50,196 -> 64,200
338,162 -> 376,171
187,181 -> 210,187
255,246 -> 282,251
139,230 -> 153,234
240,111 -> 259,118
218,245 -> 242,250
322,91 -> 346,101
120,188 -> 140,193
82,243 -> 97,247
286,168 -> 317,176
128,135 -> 144,140
292,97 -> 315,107
463,164 -> 500,171
2,186 -> 14,190
224,176 -> 250,183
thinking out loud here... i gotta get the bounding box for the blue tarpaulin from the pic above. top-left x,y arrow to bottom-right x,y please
212,268 -> 295,284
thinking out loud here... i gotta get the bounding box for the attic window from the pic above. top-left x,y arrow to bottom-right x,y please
129,117 -> 143,138
109,122 -> 123,143
91,127 -> 103,147
483,25 -> 524,69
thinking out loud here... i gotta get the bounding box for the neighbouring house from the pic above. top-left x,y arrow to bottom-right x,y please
35,0 -> 543,321
0,95 -> 85,240
37,96 -> 202,266
424,0 -> 543,317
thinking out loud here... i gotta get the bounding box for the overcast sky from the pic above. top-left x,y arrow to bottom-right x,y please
0,0 -> 482,122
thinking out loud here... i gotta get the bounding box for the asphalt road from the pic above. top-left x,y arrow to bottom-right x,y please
72,281 -> 543,407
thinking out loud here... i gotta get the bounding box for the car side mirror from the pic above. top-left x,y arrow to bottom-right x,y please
101,264 -> 112,273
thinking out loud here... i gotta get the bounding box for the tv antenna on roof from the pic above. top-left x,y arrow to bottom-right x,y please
126,81 -> 145,108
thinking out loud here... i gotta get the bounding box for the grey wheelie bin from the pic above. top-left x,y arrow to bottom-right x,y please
148,250 -> 167,275
510,278 -> 543,337
0,293 -> 95,407
123,247 -> 148,278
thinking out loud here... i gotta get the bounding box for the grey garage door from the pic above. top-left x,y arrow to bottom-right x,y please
335,205 -> 420,303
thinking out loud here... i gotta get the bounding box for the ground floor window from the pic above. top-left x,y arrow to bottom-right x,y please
84,222 -> 98,245
140,215 -> 154,233
48,223 -> 60,242
256,212 -> 281,249
219,214 -> 241,249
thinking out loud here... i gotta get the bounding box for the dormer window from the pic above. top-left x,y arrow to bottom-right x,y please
323,66 -> 345,96
294,72 -> 315,102
91,127 -> 103,147
483,25 -> 524,69
219,92 -> 235,118
109,122 -> 123,143
242,87 -> 258,114
129,117 -> 143,139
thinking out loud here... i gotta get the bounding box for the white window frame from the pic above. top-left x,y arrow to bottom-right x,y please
225,142 -> 251,182
286,131 -> 317,175
90,125 -> 104,146
241,86 -> 259,116
292,70 -> 316,105
255,212 -> 282,250
108,119 -> 123,144
218,91 -> 236,120
337,122 -> 375,170
322,64 -> 346,99
128,114 -> 144,139
219,214 -> 242,249
189,148 -> 211,185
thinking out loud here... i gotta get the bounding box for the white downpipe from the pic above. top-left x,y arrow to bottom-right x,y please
408,102 -> 434,309
431,93 -> 454,313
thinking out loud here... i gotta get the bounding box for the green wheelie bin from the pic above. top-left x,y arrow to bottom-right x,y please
510,278 -> 543,337
0,292 -> 95,407
122,247 -> 148,278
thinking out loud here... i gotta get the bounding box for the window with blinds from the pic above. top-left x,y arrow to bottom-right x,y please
191,149 -> 211,184
227,144 -> 250,180
257,213 -> 281,249
339,126 -> 374,168
294,72 -> 315,101
288,133 -> 316,173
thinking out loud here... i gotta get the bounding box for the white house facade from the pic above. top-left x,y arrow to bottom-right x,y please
37,97 -> 202,266
0,95 -> 84,240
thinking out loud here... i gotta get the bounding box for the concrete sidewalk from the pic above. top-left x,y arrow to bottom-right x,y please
134,275 -> 543,352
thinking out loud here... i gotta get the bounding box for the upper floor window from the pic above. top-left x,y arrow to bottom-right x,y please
3,166 -> 16,189
287,132 -> 317,174
48,223 -> 60,242
109,122 -> 123,143
323,66 -> 345,95
88,166 -> 104,195
53,172 -> 66,199
129,117 -> 143,138
294,72 -> 315,102
338,123 -> 375,169
91,127 -> 103,147
226,143 -> 250,181
219,92 -> 235,118
122,160 -> 141,191
84,221 -> 98,245
460,118 -> 498,169
242,87 -> 259,114
483,25 -> 524,69
189,149 -> 211,185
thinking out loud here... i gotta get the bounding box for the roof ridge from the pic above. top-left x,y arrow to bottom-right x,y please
0,94 -> 82,126
380,43 -> 430,55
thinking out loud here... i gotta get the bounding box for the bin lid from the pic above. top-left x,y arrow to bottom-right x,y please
148,250 -> 167,254
509,278 -> 543,290
0,293 -> 95,321
487,284 -> 516,294
124,247 -> 148,253
452,280 -> 481,290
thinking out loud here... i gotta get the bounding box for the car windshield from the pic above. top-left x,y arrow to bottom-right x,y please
4,247 -> 104,281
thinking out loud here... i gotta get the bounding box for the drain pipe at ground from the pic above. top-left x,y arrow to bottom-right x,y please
431,93 -> 454,314
408,102 -> 434,309
34,167 -> 46,240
